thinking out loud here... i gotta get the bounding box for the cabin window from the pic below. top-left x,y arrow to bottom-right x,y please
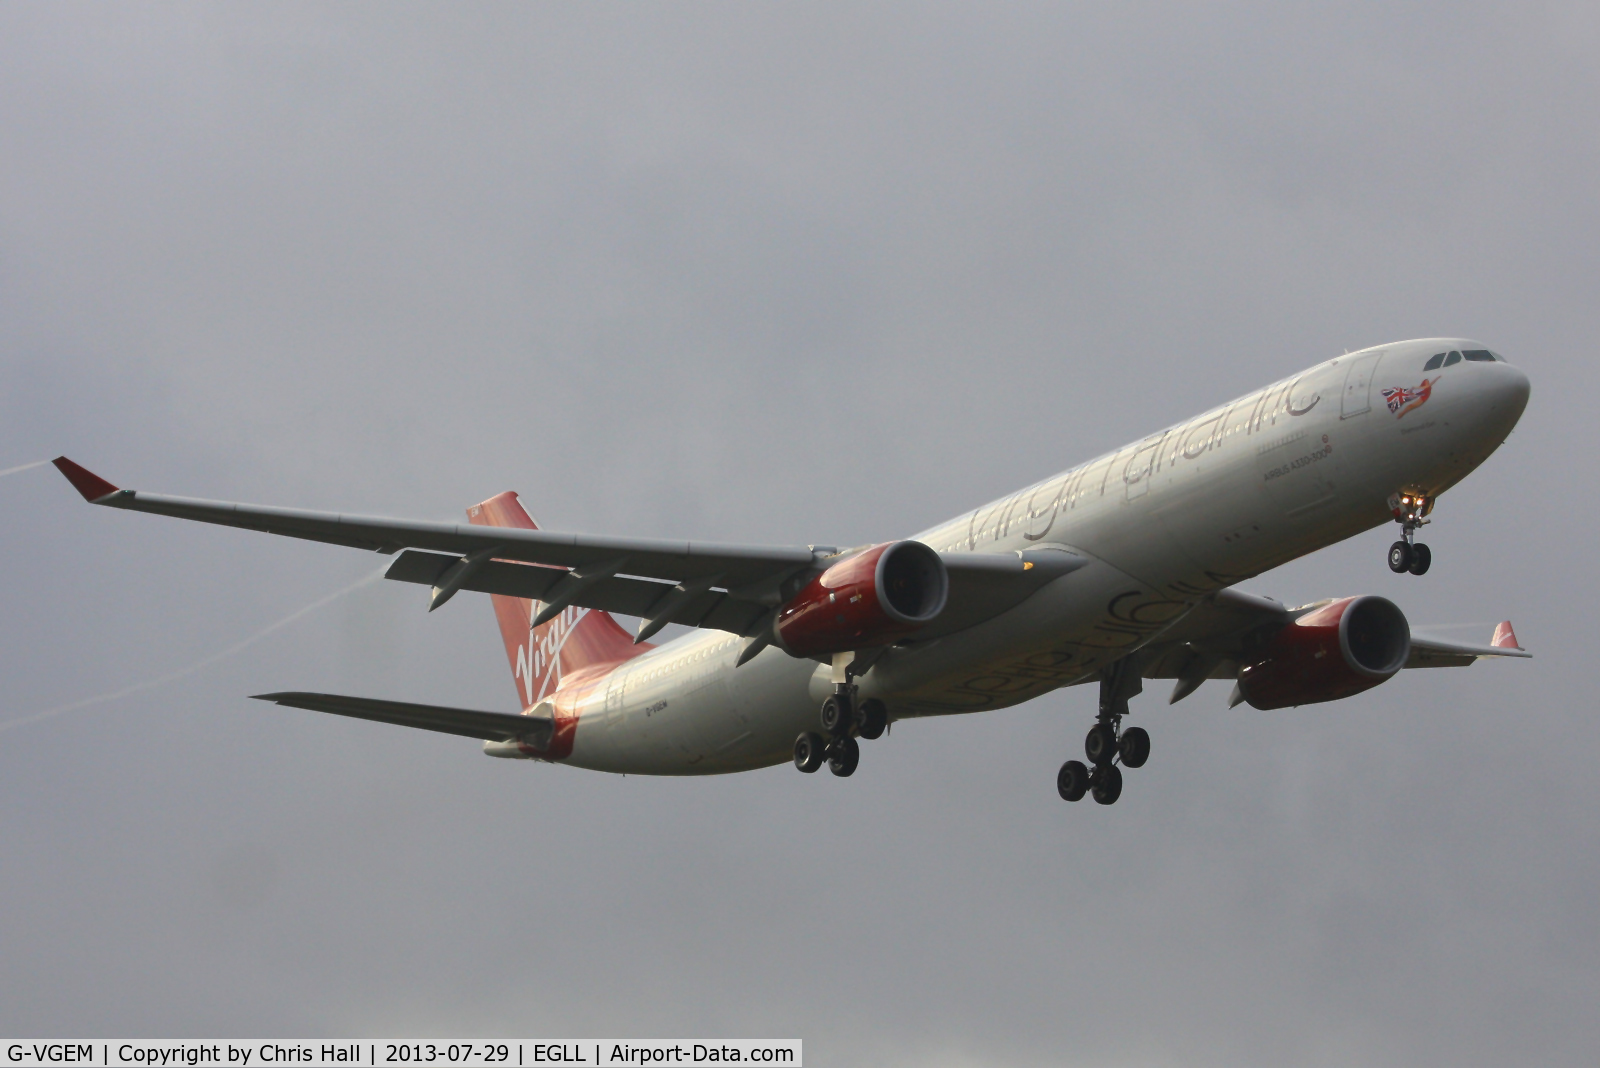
1423,352 -> 1447,371
1443,351 -> 1462,366
1462,349 -> 1496,362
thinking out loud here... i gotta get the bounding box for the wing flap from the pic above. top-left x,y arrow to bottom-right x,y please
252,691 -> 553,744
384,550 -> 773,636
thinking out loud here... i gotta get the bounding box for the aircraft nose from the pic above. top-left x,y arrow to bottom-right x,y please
1470,360 -> 1531,440
1494,362 -> 1532,418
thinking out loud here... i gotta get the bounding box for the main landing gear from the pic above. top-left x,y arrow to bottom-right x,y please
1387,492 -> 1434,576
1058,660 -> 1150,806
794,654 -> 888,779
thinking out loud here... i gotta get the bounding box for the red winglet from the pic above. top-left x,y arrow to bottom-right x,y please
1491,621 -> 1522,650
52,457 -> 121,502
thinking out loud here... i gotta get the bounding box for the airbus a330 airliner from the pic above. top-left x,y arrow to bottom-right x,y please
55,338 -> 1531,805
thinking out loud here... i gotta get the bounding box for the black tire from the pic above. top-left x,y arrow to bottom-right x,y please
1408,543 -> 1432,575
1057,760 -> 1089,802
1091,763 -> 1123,805
1388,541 -> 1413,573
856,698 -> 888,740
820,695 -> 852,736
1085,722 -> 1119,765
827,735 -> 860,777
793,732 -> 826,773
1119,726 -> 1150,769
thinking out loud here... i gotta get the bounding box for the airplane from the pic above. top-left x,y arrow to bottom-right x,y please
52,337 -> 1531,806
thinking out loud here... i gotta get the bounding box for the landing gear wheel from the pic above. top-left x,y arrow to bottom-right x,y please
793,732 -> 826,774
1119,726 -> 1150,769
1408,543 -> 1432,575
1090,763 -> 1123,805
820,695 -> 853,736
1085,723 -> 1119,765
826,735 -> 860,777
1057,760 -> 1089,802
1388,541 -> 1413,573
856,698 -> 888,740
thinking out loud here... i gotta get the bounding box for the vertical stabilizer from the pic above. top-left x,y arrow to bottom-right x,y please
468,492 -> 643,710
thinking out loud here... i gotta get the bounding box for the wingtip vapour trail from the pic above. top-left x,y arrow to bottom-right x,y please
0,460 -> 48,479
0,567 -> 388,736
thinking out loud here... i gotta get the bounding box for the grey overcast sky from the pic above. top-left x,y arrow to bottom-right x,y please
2,3 -> 1597,1064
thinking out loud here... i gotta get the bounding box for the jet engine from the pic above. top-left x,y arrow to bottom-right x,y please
776,540 -> 948,657
1235,595 -> 1411,710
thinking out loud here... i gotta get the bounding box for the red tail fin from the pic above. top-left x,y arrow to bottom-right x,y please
468,492 -> 642,710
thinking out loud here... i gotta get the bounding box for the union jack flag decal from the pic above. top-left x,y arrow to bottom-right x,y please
1380,378 -> 1433,418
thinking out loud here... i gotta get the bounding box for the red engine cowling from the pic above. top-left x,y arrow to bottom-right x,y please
1236,595 -> 1411,710
776,540 -> 948,657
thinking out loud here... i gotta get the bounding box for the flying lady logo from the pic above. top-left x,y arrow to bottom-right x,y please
1381,378 -> 1433,418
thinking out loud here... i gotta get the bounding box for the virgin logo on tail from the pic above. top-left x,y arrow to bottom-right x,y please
515,603 -> 590,706
470,489 -> 650,717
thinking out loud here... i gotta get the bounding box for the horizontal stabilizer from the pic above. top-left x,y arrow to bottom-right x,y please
251,691 -> 553,744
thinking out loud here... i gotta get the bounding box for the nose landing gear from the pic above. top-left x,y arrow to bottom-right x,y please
1058,660 -> 1149,806
1387,492 -> 1433,575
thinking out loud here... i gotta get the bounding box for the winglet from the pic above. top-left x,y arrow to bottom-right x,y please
1491,621 -> 1522,651
52,457 -> 121,502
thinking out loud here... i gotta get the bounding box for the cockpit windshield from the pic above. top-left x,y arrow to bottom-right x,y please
1424,348 -> 1502,370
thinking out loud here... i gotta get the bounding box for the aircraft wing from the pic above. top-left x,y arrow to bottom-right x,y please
1138,594 -> 1528,699
1406,622 -> 1531,668
53,457 -> 819,588
54,458 -> 1078,645
253,691 -> 553,745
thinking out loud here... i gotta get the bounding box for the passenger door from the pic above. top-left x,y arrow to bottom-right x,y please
1340,351 -> 1385,418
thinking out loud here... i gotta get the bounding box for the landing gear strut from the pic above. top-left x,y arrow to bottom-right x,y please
1388,492 -> 1433,576
794,651 -> 890,779
1058,659 -> 1150,806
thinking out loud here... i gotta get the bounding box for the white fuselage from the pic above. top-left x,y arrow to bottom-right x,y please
541,339 -> 1530,775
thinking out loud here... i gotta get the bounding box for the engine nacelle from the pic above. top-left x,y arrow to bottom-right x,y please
776,540 -> 948,657
1236,595 -> 1411,710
